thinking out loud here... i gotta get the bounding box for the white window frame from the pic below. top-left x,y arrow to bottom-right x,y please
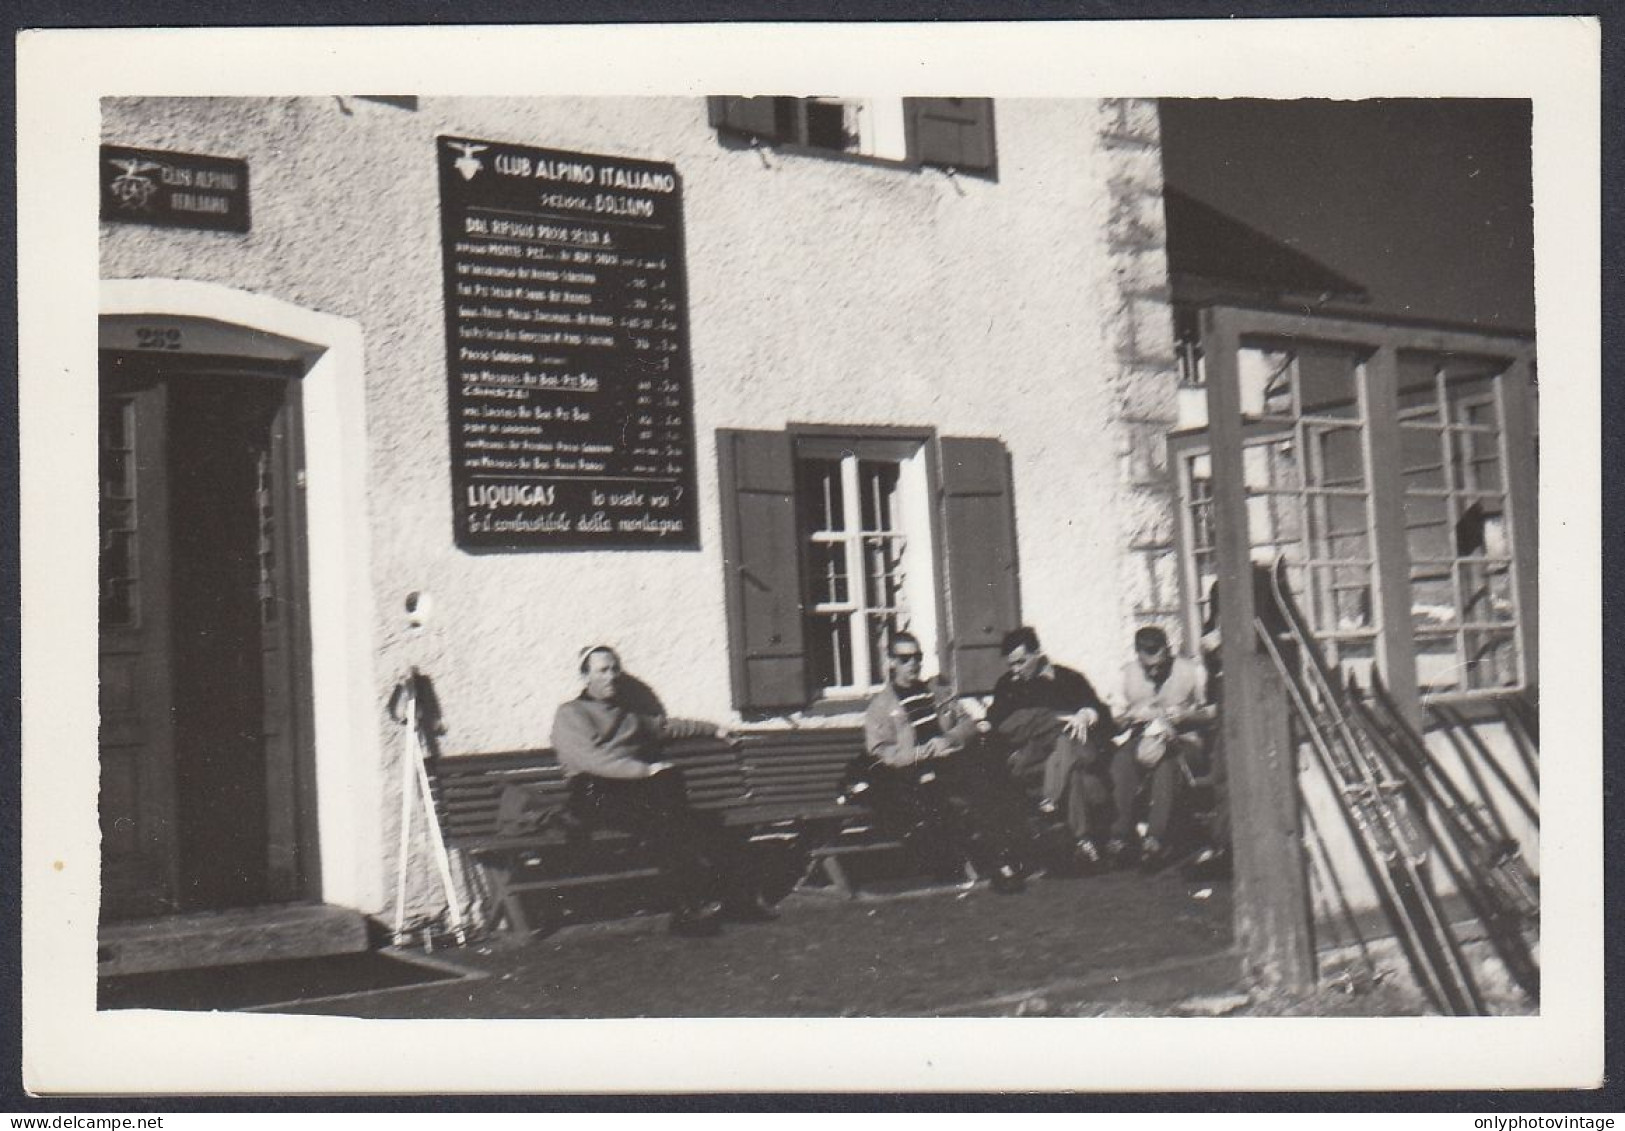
795,435 -> 939,699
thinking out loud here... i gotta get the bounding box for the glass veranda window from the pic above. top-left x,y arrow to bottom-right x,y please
1399,354 -> 1523,695
1179,344 -> 1380,687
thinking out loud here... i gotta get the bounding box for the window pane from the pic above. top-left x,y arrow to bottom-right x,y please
1459,560 -> 1516,624
1463,629 -> 1519,691
805,613 -> 852,691
807,541 -> 848,605
99,395 -> 139,629
805,98 -> 856,150
1451,497 -> 1507,557
1296,349 -> 1361,419
1410,563 -> 1457,630
1308,493 -> 1371,561
1451,428 -> 1503,493
1446,370 -> 1500,426
797,458 -> 844,533
1398,354 -> 1442,416
1328,634 -> 1378,691
1188,497 -> 1214,554
1194,556 -> 1218,630
1398,388 -> 1442,424
858,460 -> 899,532
1309,423 -> 1366,491
1238,348 -> 1295,418
862,535 -> 904,609
1308,563 -> 1375,632
1416,633 -> 1462,695
866,613 -> 899,684
1404,495 -> 1451,561
1400,425 -> 1446,490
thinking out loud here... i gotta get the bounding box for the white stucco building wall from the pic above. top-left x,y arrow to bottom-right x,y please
100,95 -> 1181,916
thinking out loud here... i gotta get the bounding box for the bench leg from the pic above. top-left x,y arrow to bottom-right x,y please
820,854 -> 857,899
482,862 -> 534,937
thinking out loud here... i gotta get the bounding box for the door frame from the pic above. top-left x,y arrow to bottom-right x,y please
100,280 -> 384,913
100,350 -> 315,909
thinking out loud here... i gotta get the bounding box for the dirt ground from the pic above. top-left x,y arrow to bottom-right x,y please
277,868 -> 1240,1019
101,853 -> 1536,1020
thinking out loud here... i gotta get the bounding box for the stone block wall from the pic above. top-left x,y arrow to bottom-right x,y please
1097,99 -> 1185,644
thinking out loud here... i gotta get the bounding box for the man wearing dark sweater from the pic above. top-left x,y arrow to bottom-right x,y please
984,626 -> 1115,869
550,645 -> 769,935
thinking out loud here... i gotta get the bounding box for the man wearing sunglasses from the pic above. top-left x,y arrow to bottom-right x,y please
861,632 -> 1028,894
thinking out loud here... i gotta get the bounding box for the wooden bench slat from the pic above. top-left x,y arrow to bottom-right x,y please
503,867 -> 662,891
462,830 -> 638,852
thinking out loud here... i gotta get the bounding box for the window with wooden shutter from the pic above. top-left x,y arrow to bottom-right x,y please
708,96 -> 994,175
707,96 -> 790,144
906,98 -> 997,175
938,436 -> 1021,694
716,429 -> 808,710
719,427 -> 1018,709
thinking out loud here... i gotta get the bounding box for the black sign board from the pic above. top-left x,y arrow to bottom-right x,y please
100,145 -> 250,233
437,137 -> 699,551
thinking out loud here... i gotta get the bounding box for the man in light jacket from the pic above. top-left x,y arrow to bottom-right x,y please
1108,625 -> 1217,871
550,644 -> 772,935
862,632 -> 1027,893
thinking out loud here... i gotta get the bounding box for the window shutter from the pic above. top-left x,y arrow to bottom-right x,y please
938,436 -> 1021,694
707,96 -> 789,143
906,98 -> 997,175
717,429 -> 808,710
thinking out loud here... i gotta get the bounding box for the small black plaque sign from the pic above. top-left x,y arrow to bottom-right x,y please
100,145 -> 251,233
438,136 -> 699,551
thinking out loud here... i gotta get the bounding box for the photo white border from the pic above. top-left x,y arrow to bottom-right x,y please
18,17 -> 1602,1094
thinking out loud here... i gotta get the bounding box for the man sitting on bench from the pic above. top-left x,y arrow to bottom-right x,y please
1107,626 -> 1217,872
862,632 -> 1028,894
549,644 -> 773,936
984,626 -> 1116,872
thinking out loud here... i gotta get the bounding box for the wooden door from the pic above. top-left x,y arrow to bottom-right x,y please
257,382 -> 309,901
99,366 -> 182,919
99,352 -> 312,919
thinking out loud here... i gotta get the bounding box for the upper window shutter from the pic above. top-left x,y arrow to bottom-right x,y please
717,429 -> 808,710
938,436 -> 1021,695
708,96 -> 790,144
906,98 -> 997,175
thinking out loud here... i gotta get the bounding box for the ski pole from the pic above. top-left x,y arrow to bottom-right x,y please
391,676 -> 417,947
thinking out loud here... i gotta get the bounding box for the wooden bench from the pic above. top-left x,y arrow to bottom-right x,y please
430,725 -> 997,935
431,737 -> 758,936
733,728 -> 911,897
